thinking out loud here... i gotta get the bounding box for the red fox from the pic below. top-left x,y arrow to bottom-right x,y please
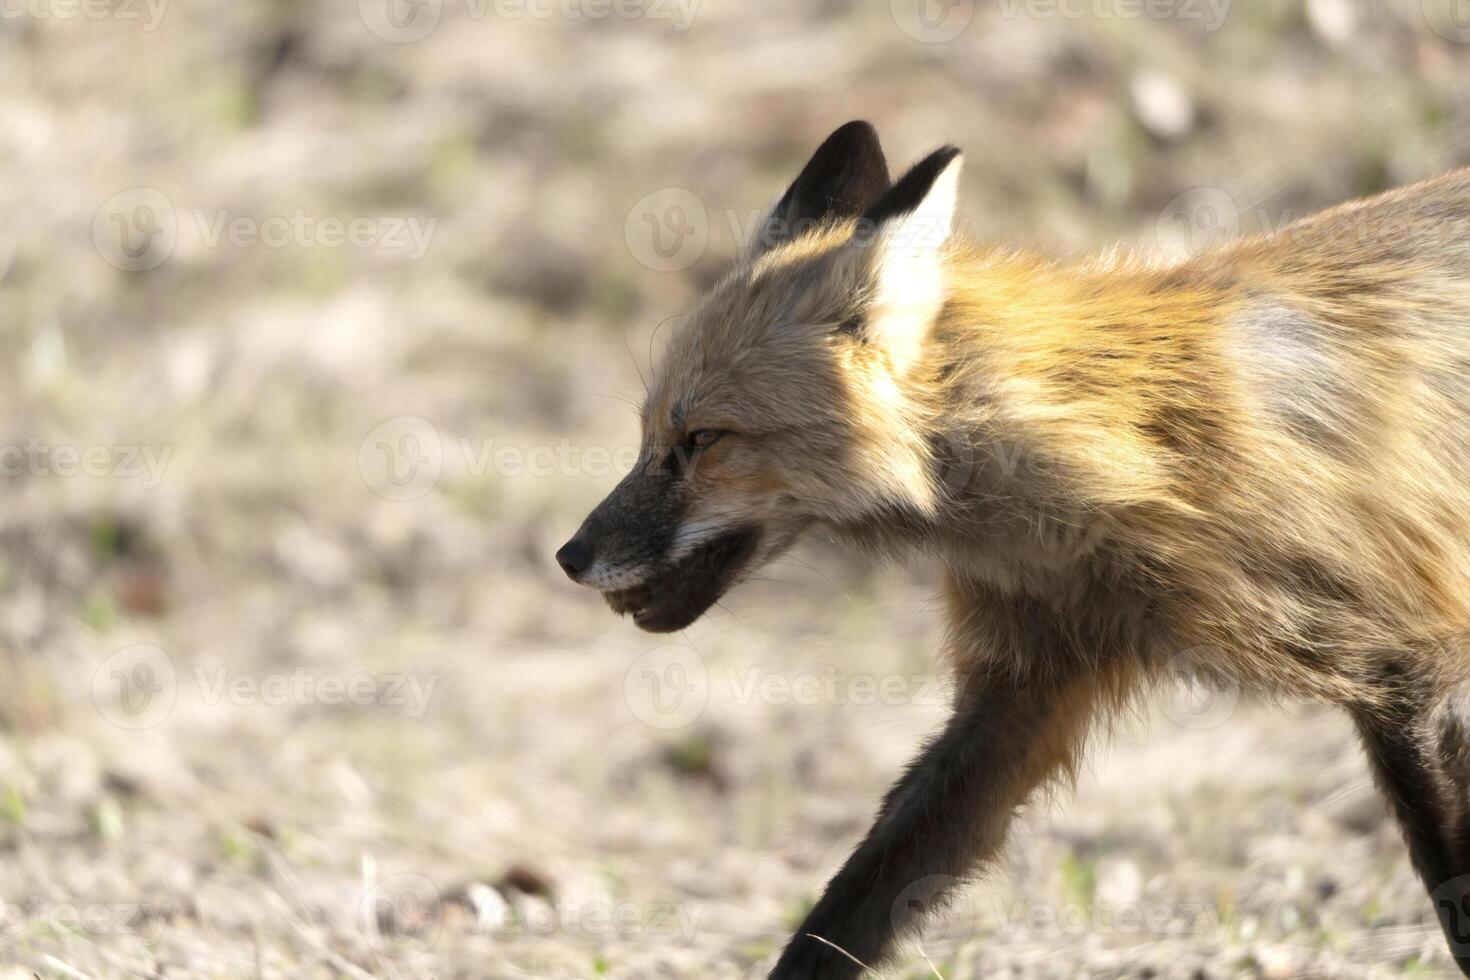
557,121 -> 1470,977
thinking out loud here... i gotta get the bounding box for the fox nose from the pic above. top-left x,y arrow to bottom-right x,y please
555,536 -> 592,580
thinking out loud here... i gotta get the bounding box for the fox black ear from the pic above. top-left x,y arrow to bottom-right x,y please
749,120 -> 890,257
862,145 -> 962,228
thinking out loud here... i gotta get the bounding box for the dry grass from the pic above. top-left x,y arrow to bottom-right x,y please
3,0 -> 1470,976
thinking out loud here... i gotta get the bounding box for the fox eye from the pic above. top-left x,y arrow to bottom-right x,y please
662,429 -> 728,475
686,429 -> 726,451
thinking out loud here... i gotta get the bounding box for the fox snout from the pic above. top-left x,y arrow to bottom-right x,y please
556,464 -> 763,633
559,465 -> 684,588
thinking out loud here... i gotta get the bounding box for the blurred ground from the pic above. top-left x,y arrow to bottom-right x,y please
4,0 -> 1470,977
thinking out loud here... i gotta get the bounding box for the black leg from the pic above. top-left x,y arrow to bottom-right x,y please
1355,672 -> 1470,978
769,651 -> 1108,979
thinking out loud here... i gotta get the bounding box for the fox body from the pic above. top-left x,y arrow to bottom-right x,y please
557,121 -> 1470,976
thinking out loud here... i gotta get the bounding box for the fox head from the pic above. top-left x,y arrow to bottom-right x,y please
557,121 -> 965,631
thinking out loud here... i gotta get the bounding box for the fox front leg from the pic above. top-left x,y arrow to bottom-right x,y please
769,617 -> 1117,978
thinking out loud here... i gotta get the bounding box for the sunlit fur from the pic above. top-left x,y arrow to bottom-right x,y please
654,168 -> 1470,713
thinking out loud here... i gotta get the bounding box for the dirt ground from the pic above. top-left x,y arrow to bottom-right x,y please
6,0 -> 1470,977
